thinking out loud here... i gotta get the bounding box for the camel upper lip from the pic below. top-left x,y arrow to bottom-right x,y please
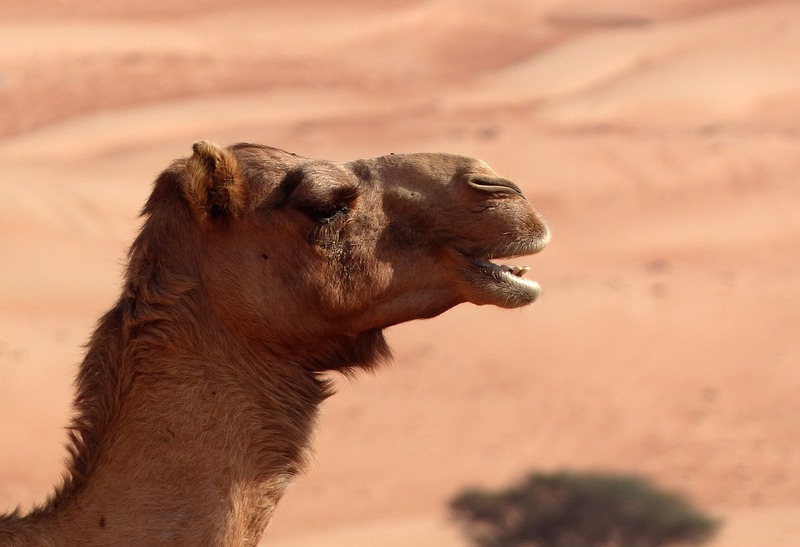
460,238 -> 547,264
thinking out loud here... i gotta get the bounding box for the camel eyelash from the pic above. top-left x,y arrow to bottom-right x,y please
335,186 -> 361,204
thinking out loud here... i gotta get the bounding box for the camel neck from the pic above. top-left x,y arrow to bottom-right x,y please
4,302 -> 328,546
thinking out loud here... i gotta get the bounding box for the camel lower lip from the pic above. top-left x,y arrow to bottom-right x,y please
472,258 -> 542,297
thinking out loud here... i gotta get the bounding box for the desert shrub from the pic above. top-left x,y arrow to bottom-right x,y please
450,471 -> 719,547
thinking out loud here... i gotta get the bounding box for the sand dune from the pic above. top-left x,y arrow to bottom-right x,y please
1,1 -> 799,545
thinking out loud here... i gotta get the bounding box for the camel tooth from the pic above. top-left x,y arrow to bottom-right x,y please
511,266 -> 530,277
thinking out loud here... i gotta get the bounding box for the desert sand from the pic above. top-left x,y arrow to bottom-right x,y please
1,1 -> 799,545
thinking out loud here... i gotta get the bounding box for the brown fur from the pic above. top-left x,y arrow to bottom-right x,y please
0,142 -> 549,546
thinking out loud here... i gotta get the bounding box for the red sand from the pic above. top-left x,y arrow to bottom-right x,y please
1,1 -> 799,545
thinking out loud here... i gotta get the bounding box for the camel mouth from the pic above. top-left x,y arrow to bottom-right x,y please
460,241 -> 545,307
471,257 -> 541,298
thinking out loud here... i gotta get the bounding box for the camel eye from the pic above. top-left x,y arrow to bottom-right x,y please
296,186 -> 358,225
309,203 -> 349,225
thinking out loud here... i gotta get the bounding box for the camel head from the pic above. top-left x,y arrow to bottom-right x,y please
140,141 -> 549,368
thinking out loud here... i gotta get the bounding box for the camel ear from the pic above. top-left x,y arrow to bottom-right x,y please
184,141 -> 246,219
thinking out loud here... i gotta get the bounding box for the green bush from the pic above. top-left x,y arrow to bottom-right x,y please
450,471 -> 720,547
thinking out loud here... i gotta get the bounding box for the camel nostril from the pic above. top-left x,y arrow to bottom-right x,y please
466,175 -> 523,196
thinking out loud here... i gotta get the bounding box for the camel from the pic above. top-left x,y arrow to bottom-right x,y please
0,141 -> 550,546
